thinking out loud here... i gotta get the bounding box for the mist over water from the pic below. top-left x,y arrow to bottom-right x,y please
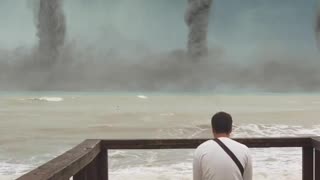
0,0 -> 319,92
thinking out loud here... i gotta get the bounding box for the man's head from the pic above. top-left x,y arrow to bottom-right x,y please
211,112 -> 233,137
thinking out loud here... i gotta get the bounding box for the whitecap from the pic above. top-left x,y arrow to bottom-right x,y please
38,97 -> 63,102
24,97 -> 64,102
137,95 -> 148,99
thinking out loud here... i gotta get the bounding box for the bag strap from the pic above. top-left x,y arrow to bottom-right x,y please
214,138 -> 244,176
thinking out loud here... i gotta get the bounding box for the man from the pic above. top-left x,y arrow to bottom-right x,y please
193,112 -> 252,180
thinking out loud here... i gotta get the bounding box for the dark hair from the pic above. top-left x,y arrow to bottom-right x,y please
211,112 -> 233,134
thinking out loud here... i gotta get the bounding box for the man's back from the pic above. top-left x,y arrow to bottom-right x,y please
193,137 -> 252,180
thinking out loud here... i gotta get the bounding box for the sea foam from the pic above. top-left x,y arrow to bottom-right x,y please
137,95 -> 148,99
24,97 -> 64,102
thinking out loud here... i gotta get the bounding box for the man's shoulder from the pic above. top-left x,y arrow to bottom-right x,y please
219,138 -> 250,154
195,140 -> 214,151
195,138 -> 250,152
229,138 -> 250,149
232,138 -> 249,146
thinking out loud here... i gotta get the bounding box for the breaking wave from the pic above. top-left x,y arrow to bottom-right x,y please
0,162 -> 32,180
23,97 -> 64,102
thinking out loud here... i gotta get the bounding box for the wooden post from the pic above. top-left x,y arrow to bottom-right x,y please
88,158 -> 99,180
316,150 -> 320,180
97,150 -> 108,180
73,159 -> 97,180
303,147 -> 314,180
74,151 -> 108,180
73,166 -> 88,180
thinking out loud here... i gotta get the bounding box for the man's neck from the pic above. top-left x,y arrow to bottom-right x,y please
214,133 -> 230,139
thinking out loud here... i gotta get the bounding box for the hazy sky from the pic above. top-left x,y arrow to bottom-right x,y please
0,0 -> 318,52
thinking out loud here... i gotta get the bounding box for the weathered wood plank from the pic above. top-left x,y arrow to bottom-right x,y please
102,137 -> 312,149
17,139 -> 102,180
302,147 -> 314,180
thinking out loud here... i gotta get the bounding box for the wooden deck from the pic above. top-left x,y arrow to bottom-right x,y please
17,137 -> 320,180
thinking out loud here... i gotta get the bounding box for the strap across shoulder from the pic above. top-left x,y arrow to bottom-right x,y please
214,138 -> 244,176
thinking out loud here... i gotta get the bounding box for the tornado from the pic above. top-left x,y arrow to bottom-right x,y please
37,0 -> 66,66
185,0 -> 213,59
316,1 -> 320,49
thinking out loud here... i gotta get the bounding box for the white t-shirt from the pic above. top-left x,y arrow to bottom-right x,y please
193,137 -> 252,180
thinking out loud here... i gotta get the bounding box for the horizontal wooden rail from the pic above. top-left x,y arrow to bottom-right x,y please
17,137 -> 319,180
102,137 -> 313,149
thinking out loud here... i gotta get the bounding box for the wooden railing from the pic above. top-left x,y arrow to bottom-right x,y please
17,137 -> 320,180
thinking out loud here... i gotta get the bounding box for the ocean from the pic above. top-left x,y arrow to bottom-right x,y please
0,92 -> 319,180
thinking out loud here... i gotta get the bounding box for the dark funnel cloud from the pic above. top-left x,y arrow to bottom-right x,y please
0,0 -> 319,92
316,1 -> 320,49
37,0 -> 66,67
185,0 -> 212,59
